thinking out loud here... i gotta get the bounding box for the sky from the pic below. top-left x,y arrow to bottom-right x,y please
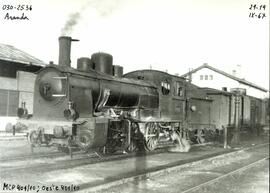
0,0 -> 269,90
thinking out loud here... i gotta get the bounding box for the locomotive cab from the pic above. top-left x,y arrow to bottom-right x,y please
124,70 -> 187,121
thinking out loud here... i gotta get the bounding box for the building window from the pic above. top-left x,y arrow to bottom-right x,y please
0,89 -> 19,116
200,75 -> 213,80
175,81 -> 183,97
161,81 -> 170,95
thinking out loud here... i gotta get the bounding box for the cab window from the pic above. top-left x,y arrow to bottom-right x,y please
161,81 -> 170,95
175,81 -> 184,97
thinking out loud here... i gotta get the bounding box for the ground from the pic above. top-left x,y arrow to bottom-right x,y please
99,145 -> 269,193
0,134 -> 268,193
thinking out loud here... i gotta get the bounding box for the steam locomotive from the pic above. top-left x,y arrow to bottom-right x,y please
17,36 -> 268,154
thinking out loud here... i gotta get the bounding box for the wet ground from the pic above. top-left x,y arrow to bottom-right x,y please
0,137 -> 58,159
95,144 -> 269,193
0,134 -> 268,193
197,159 -> 269,193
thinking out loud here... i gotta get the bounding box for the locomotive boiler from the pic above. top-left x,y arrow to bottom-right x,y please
19,36 -> 190,153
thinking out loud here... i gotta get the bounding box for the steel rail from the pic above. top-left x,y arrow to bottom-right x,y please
181,156 -> 269,193
79,142 -> 269,193
0,147 -> 169,175
0,151 -> 67,162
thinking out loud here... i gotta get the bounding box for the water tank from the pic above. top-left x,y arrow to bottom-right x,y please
77,57 -> 93,71
91,52 -> 113,75
113,65 -> 123,77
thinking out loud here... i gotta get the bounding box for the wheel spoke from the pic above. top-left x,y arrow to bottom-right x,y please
28,130 -> 41,147
144,122 -> 159,151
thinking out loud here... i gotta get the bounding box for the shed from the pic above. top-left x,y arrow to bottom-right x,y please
0,43 -> 45,130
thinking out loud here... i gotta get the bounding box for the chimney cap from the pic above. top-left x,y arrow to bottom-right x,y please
59,36 -> 71,39
58,36 -> 79,42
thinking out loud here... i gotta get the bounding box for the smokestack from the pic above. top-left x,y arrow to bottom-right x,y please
58,36 -> 79,67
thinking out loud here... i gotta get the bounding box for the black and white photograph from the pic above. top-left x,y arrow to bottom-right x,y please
0,0 -> 269,193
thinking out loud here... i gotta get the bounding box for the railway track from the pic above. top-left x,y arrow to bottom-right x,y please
181,156 -> 269,193
77,142 -> 269,193
0,151 -> 67,162
1,142 -> 267,191
0,145 -> 172,177
0,140 -> 211,163
0,139 -> 205,174
0,142 -> 261,177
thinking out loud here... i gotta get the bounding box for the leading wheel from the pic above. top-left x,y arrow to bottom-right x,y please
28,130 -> 41,147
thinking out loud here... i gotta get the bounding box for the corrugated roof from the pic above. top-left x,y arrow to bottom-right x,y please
0,44 -> 45,66
181,63 -> 268,92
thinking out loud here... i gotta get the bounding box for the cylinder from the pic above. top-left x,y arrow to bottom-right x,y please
58,36 -> 72,67
91,52 -> 113,75
113,65 -> 123,77
77,57 -> 93,71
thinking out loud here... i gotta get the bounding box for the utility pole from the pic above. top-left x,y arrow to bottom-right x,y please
188,68 -> 192,83
231,91 -> 241,144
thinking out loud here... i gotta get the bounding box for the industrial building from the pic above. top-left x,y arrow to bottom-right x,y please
0,44 -> 45,130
